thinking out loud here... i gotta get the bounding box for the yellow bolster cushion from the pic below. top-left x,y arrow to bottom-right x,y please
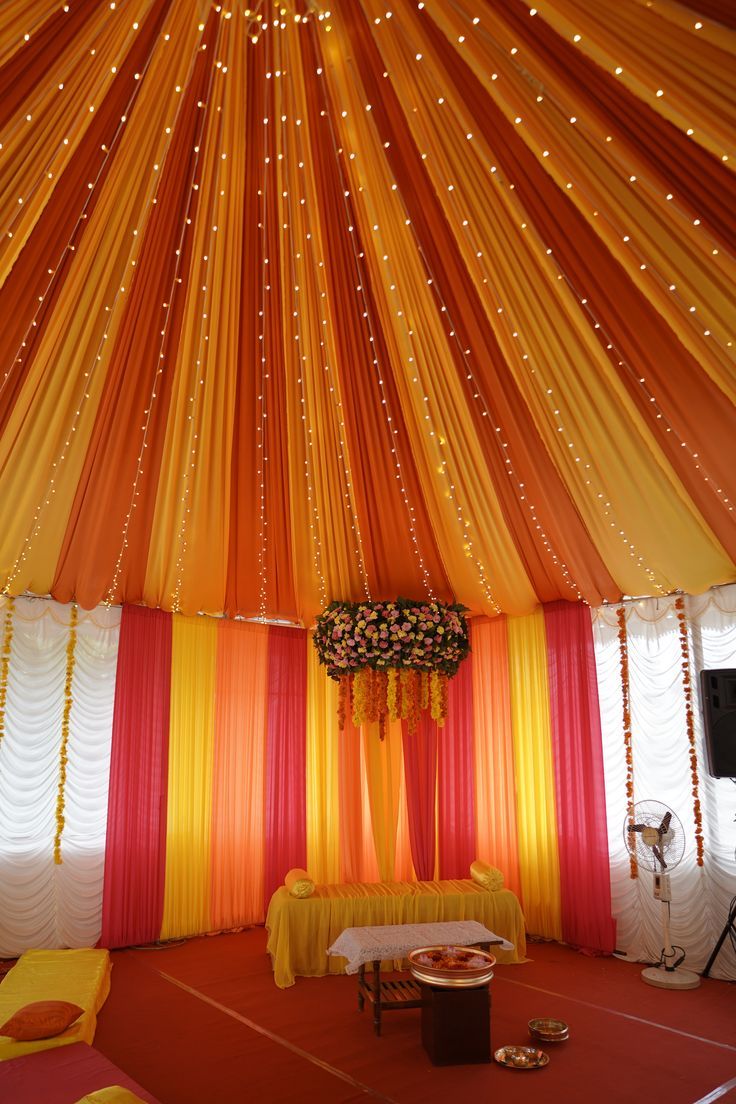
284,868 -> 315,898
470,860 -> 504,892
73,1089 -> 149,1103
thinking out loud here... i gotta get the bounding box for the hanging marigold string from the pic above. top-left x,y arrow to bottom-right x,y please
617,603 -> 637,879
337,675 -> 349,731
53,603 -> 78,866
0,598 -> 15,750
675,595 -> 704,866
314,599 -> 468,738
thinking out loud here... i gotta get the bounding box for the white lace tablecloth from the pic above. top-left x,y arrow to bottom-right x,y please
327,921 -> 514,974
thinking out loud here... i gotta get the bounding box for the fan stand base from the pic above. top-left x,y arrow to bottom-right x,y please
641,966 -> 701,990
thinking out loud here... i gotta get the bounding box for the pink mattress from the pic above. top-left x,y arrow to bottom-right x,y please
0,1041 -> 161,1103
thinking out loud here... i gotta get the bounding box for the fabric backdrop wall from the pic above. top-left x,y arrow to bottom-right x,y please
594,587 -> 736,981
16,588 -> 736,966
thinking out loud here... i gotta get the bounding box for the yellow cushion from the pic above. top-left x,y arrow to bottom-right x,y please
0,949 -> 111,1061
74,1088 -> 148,1104
284,868 -> 315,898
470,861 -> 505,892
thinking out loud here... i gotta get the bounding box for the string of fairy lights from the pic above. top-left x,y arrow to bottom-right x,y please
374,6 -> 668,595
2,9 -> 196,597
331,161 -> 502,612
171,21 -> 230,615
432,1 -> 735,522
0,0 -> 732,616
321,22 -> 505,609
256,19 -> 271,621
372,0 -> 736,592
450,2 -> 735,352
106,17 -> 216,608
284,21 -> 377,600
307,15 -> 439,603
265,24 -> 329,611
0,1 -> 157,249
364,12 -> 581,597
439,0 -> 735,358
309,12 -> 522,609
424,51 -> 667,592
0,8 -> 156,403
282,31 -> 373,601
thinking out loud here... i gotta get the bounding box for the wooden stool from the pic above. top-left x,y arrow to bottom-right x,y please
420,981 -> 491,1065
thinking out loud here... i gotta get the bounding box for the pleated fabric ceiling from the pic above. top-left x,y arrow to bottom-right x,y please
0,0 -> 734,623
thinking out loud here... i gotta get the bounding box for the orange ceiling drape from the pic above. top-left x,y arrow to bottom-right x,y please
0,0 -> 733,621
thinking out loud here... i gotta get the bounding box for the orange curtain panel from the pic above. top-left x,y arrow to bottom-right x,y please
210,620 -> 269,931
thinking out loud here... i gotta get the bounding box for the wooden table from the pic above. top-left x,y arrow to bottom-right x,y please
327,920 -> 511,1037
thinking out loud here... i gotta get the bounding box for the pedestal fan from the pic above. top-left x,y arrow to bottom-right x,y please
624,801 -> 701,989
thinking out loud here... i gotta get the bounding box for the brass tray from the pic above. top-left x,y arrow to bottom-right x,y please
407,945 -> 496,988
529,1017 -> 569,1043
495,1045 -> 549,1070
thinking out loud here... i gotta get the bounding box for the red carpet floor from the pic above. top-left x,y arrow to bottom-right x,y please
90,929 -> 736,1104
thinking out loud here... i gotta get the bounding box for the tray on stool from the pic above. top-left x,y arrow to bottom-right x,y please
420,981 -> 491,1065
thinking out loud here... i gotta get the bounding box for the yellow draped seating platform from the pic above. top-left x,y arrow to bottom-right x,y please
265,879 -> 526,988
0,949 -> 111,1062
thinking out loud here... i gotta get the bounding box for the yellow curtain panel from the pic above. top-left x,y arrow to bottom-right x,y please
161,615 -> 217,940
507,610 -> 563,940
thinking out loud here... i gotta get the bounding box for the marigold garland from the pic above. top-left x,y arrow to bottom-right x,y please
0,599 -> 15,751
337,675 -> 349,731
314,598 -> 468,737
617,604 -> 637,879
53,604 -> 78,866
675,596 -> 704,866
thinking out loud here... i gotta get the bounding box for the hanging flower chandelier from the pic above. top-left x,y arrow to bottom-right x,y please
314,599 -> 469,736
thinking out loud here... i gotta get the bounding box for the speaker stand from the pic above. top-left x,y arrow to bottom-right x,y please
701,900 -> 736,978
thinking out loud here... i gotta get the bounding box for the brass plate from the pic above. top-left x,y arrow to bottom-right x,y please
409,964 -> 494,988
494,1046 -> 549,1070
407,945 -> 496,988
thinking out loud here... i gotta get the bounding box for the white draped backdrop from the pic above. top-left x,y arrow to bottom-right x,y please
0,596 -> 120,958
593,586 -> 736,982
0,589 -> 734,983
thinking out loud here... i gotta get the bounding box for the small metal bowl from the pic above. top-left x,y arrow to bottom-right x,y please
528,1017 -> 569,1043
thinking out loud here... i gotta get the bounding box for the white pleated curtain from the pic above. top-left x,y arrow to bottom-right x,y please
593,586 -> 736,981
0,596 -> 119,957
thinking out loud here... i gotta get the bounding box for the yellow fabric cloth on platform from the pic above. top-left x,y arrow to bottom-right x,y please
0,949 -> 111,1062
265,880 -> 526,988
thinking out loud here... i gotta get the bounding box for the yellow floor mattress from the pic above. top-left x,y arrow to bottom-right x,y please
0,948 -> 111,1061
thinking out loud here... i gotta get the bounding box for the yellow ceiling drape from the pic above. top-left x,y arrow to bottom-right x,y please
0,0 -> 732,619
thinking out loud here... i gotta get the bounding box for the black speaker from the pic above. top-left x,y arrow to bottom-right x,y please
700,669 -> 736,778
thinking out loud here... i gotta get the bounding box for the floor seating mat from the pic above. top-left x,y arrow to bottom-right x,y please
0,948 -> 111,1061
0,1041 -> 160,1104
